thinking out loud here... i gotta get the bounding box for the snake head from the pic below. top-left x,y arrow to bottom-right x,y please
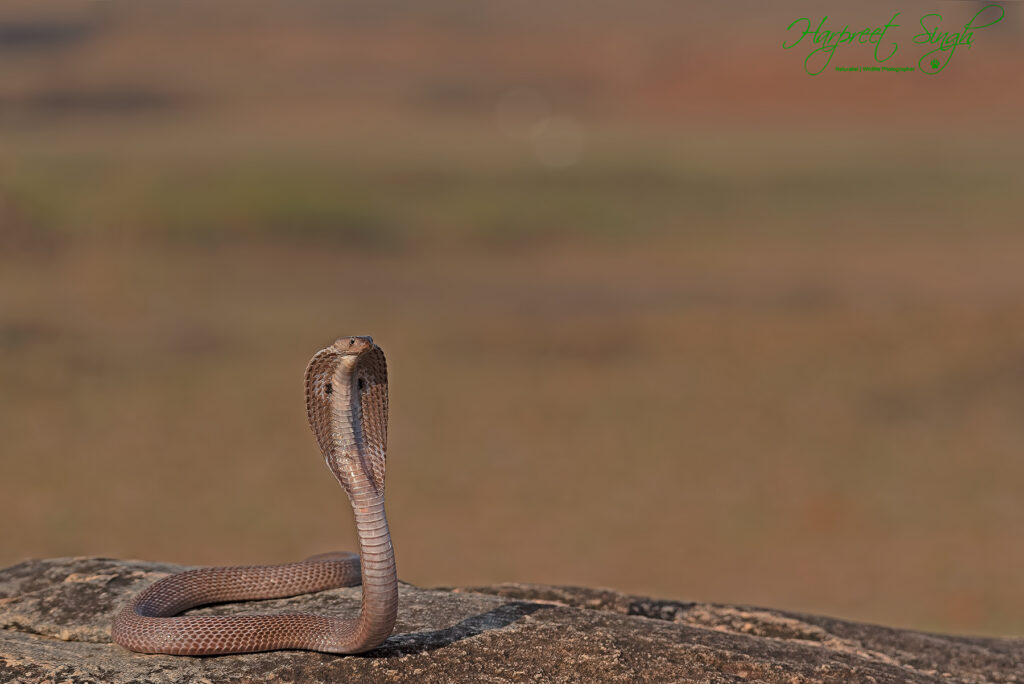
331,336 -> 375,356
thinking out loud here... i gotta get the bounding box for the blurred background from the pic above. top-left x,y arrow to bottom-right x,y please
2,0 -> 1024,636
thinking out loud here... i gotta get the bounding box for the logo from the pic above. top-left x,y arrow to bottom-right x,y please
783,4 -> 1005,75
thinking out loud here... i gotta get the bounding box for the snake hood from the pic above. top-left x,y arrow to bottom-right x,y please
304,336 -> 388,498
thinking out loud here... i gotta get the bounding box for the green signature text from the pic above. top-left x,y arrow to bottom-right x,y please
784,5 -> 1004,76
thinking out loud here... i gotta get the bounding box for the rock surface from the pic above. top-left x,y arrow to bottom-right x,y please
1,557 -> 1021,683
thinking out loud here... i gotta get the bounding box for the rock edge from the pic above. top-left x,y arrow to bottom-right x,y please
1,557 -> 1021,683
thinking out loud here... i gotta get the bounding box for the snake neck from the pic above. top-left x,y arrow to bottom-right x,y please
348,488 -> 397,650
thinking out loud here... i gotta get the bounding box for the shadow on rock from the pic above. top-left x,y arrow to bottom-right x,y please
370,601 -> 544,657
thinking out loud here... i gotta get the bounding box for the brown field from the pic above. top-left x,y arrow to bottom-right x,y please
2,0 -> 1024,636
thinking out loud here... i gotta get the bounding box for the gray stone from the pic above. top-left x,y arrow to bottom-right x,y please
1,557 -> 1021,683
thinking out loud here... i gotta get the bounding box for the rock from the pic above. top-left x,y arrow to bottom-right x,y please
0,557 -> 1021,683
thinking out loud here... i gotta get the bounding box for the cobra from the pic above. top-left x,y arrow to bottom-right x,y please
111,336 -> 398,655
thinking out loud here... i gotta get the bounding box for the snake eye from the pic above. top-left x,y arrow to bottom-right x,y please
325,384 -> 333,395
358,378 -> 366,391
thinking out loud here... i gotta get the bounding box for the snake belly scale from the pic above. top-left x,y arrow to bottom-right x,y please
111,337 -> 398,655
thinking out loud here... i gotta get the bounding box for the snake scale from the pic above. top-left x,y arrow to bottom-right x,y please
111,336 -> 398,655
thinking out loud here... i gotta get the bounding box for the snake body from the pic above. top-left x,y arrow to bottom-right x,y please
111,337 -> 398,655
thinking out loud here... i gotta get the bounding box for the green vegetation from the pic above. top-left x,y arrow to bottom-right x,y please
4,131 -> 1021,248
